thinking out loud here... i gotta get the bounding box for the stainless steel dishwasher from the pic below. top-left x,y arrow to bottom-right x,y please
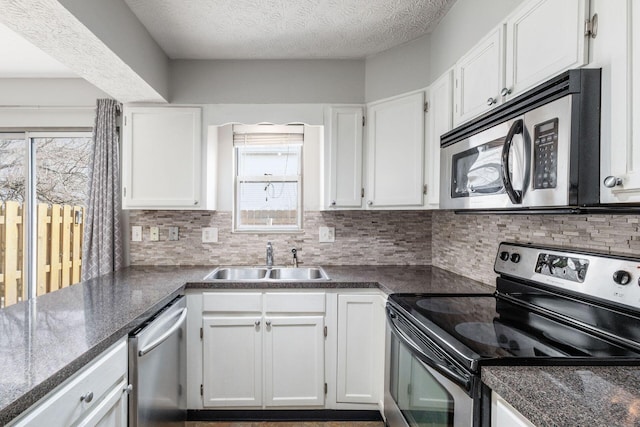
129,295 -> 187,427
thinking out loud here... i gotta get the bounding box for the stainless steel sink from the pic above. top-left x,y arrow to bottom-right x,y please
268,267 -> 329,281
204,267 -> 269,280
204,266 -> 330,281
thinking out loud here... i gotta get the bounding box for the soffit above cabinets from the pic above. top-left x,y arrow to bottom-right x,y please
123,0 -> 456,59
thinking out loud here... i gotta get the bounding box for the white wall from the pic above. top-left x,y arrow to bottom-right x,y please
0,78 -> 108,128
364,34 -> 432,103
170,59 -> 365,104
58,0 -> 170,100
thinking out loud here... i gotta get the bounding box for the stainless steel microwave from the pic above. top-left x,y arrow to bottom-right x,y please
440,69 -> 601,212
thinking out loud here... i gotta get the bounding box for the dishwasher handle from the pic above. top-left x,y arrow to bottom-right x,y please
138,308 -> 188,357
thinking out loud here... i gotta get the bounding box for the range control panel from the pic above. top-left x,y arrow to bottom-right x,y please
495,243 -> 640,311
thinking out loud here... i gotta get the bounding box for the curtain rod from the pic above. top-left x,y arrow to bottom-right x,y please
0,105 -> 96,110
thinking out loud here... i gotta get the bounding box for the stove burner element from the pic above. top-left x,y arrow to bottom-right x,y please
417,298 -> 466,315
454,322 -> 501,347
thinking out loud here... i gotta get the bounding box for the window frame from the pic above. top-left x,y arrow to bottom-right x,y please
231,125 -> 304,233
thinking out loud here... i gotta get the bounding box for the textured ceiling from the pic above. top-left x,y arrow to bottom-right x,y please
124,0 -> 456,59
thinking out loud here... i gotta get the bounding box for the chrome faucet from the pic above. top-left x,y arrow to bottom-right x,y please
266,242 -> 274,267
291,248 -> 298,268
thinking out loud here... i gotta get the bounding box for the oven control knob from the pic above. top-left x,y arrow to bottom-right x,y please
510,253 -> 521,263
499,251 -> 510,261
613,270 -> 631,285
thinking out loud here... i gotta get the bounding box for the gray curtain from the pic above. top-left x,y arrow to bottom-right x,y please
82,98 -> 123,280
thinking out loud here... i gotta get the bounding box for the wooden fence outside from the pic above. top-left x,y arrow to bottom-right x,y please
0,201 -> 84,308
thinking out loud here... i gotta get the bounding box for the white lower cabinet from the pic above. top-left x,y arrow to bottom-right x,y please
264,315 -> 325,406
202,316 -> 263,407
491,392 -> 536,427
336,294 -> 385,404
200,292 -> 326,409
9,338 -> 128,427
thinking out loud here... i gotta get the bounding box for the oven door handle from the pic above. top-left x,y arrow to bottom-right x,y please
501,118 -> 524,204
387,309 -> 472,392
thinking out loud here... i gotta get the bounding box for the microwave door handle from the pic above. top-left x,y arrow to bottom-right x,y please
501,119 -> 524,204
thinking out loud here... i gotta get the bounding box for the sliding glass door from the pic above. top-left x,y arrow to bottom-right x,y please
0,131 -> 92,307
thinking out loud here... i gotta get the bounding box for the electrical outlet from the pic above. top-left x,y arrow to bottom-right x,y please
150,226 -> 159,241
319,226 -> 335,243
202,227 -> 218,243
131,226 -> 142,242
168,227 -> 179,241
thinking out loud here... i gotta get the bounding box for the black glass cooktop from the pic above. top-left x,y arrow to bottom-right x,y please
388,293 -> 640,372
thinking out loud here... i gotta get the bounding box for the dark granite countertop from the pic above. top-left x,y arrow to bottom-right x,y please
482,365 -> 640,427
0,264 -> 486,424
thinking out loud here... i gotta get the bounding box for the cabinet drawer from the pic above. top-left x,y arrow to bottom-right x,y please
264,292 -> 325,313
10,338 -> 127,427
203,292 -> 263,312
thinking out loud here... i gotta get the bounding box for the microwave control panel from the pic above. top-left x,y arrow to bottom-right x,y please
533,118 -> 558,189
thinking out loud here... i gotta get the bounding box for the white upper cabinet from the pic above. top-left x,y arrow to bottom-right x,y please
425,70 -> 454,208
122,106 -> 213,210
504,0 -> 589,100
593,0 -> 640,202
366,92 -> 425,209
324,106 -> 364,209
454,0 -> 589,126
454,26 -> 505,125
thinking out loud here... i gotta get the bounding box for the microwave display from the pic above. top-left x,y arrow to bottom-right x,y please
533,118 -> 559,189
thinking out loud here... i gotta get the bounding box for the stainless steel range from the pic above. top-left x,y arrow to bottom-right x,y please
384,242 -> 640,427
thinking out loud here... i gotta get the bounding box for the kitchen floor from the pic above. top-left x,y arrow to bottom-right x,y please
187,423 -> 384,427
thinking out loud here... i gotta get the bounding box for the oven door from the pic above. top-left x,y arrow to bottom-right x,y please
385,306 -> 479,427
440,117 -> 529,210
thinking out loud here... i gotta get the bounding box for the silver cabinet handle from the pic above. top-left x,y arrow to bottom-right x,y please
194,200 -> 198,205
367,200 -> 373,206
487,97 -> 497,106
604,176 -> 623,188
124,384 -> 133,394
255,320 -> 261,327
501,87 -> 512,97
330,200 -> 336,206
265,320 -> 272,326
80,391 -> 94,403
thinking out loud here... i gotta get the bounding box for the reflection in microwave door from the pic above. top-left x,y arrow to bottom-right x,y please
467,163 -> 502,193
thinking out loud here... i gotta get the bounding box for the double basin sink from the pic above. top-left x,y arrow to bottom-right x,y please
204,266 -> 330,282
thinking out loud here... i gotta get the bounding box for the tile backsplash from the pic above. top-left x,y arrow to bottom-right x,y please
432,211 -> 640,286
128,209 -> 640,288
128,210 -> 433,266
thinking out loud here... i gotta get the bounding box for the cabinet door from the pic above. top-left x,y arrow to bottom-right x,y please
76,379 -> 128,427
491,392 -> 536,427
504,0 -> 589,99
326,106 -> 364,209
366,92 -> 425,208
264,316 -> 325,406
202,316 -> 262,407
336,294 -> 384,404
122,107 -> 203,209
454,26 -> 504,125
595,0 -> 640,202
426,70 -> 454,208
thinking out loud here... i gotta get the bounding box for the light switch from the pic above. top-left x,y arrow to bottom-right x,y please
150,226 -> 160,241
168,227 -> 179,241
319,226 -> 335,243
131,226 -> 142,242
202,227 -> 218,243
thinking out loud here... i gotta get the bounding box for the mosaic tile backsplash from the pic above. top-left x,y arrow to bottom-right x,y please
128,210 -> 433,266
431,211 -> 640,286
128,209 -> 640,288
